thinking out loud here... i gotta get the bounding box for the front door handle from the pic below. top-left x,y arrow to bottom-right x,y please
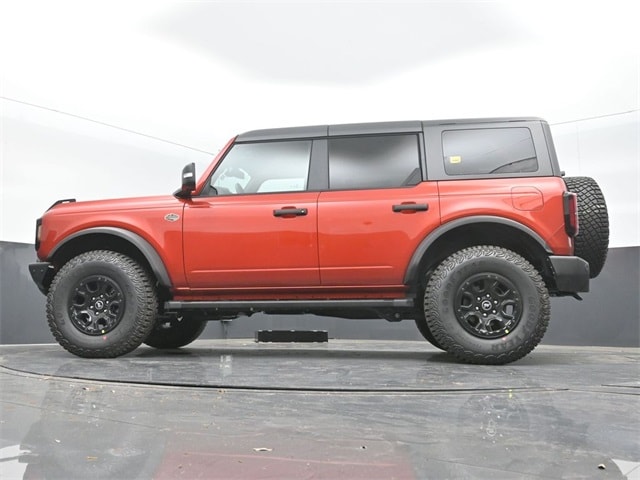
273,207 -> 308,217
392,203 -> 429,213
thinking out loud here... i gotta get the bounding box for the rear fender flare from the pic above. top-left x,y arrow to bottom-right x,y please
403,216 -> 552,285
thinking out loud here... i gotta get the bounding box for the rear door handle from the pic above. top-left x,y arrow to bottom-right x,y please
392,203 -> 429,213
273,207 -> 308,217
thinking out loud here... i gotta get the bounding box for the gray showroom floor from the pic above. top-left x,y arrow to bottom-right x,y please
0,340 -> 639,479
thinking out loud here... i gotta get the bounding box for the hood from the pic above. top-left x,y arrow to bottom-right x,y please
45,195 -> 181,216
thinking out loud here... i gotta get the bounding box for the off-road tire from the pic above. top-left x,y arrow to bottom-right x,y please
564,176 -> 609,278
415,313 -> 445,350
47,250 -> 158,358
144,316 -> 207,349
424,246 -> 550,365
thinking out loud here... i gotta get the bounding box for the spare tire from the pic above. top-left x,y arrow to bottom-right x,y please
564,176 -> 609,278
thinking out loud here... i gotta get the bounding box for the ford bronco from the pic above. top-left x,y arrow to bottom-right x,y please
29,118 -> 609,364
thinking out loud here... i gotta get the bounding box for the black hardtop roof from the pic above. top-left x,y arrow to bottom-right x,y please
236,117 -> 545,142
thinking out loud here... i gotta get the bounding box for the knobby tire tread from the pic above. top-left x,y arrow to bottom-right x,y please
424,246 -> 550,365
564,176 -> 609,278
47,250 -> 157,358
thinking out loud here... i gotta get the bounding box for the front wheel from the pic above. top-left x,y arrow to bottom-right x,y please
47,251 -> 158,358
414,313 -> 445,350
424,246 -> 550,365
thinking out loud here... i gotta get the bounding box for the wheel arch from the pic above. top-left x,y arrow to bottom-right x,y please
48,227 -> 173,296
404,216 -> 555,291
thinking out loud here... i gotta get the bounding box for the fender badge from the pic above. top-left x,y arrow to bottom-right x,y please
164,213 -> 180,222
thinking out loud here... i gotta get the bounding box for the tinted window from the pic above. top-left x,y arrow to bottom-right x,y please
209,140 -> 311,195
329,135 -> 421,190
442,128 -> 538,176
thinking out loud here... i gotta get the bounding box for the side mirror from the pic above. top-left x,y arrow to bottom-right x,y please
175,163 -> 196,198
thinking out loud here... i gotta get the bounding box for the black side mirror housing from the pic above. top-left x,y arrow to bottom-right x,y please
175,163 -> 196,198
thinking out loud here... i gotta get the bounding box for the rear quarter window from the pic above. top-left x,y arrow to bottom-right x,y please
442,127 -> 538,176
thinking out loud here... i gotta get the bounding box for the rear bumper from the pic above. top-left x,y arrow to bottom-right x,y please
29,262 -> 54,295
549,256 -> 590,293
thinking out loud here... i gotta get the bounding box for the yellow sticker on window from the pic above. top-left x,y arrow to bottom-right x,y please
449,155 -> 462,164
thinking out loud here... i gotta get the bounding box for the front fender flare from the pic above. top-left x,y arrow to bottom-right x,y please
50,227 -> 173,289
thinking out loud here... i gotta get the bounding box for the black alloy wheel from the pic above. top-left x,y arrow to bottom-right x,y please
69,275 -> 125,336
454,273 -> 522,339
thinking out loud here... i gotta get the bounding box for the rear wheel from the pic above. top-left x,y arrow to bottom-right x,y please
424,246 -> 550,365
564,176 -> 609,278
47,251 -> 158,358
144,316 -> 207,349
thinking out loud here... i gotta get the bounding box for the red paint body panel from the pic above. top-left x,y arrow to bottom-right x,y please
36,177 -> 572,298
183,192 -> 320,288
511,186 -> 544,211
37,195 -> 188,287
318,183 -> 440,285
437,177 -> 572,255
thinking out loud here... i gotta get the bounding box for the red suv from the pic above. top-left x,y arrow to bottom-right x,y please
29,118 -> 609,364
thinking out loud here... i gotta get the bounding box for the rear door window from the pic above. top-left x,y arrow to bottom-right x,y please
328,134 -> 421,190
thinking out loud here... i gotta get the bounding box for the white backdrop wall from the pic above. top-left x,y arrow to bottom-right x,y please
1,98 -> 215,244
551,111 -> 639,248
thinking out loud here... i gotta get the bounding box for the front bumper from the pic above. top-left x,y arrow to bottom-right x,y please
29,262 -> 54,295
549,256 -> 590,293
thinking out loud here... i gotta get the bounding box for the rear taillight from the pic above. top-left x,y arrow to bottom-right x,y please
563,192 -> 579,237
35,218 -> 42,251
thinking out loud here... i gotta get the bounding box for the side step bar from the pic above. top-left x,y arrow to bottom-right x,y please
165,298 -> 414,312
